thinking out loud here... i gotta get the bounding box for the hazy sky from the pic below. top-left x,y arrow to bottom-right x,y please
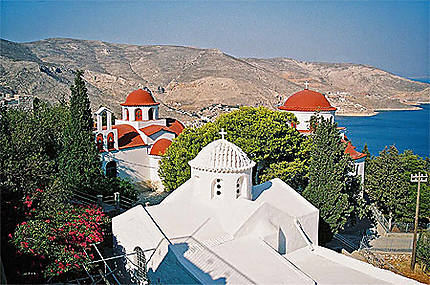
1,1 -> 428,78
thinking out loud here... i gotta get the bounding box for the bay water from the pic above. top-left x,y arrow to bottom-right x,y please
336,104 -> 430,158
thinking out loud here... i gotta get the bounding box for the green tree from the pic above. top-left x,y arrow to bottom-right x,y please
364,146 -> 409,228
57,70 -> 104,195
417,230 -> 430,273
302,117 -> 359,244
159,106 -> 308,192
400,150 -> 430,222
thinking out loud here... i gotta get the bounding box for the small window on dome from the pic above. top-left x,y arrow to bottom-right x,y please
135,109 -> 143,121
212,178 -> 223,199
236,177 -> 244,198
148,108 -> 154,120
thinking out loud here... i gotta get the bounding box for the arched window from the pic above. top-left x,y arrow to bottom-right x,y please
211,178 -> 223,199
135,109 -> 142,121
96,134 -> 104,152
106,161 -> 117,178
134,247 -> 147,281
107,132 -> 115,150
125,109 -> 129,121
236,177 -> 244,198
148,108 -> 154,120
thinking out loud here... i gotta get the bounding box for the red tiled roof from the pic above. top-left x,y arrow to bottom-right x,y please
341,136 -> 366,160
278,89 -> 337,112
141,125 -> 166,136
150,138 -> 172,156
166,119 -> 185,136
113,124 -> 146,150
140,125 -> 176,136
121,89 -> 160,106
140,119 -> 185,136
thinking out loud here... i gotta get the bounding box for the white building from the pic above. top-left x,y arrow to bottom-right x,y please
112,135 -> 419,284
94,89 -> 184,187
278,85 -> 366,184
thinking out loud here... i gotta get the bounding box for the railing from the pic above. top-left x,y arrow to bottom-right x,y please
72,190 -> 139,213
333,233 -> 359,252
370,204 -> 390,233
359,234 -> 399,273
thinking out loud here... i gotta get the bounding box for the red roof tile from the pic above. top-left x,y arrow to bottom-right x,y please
278,89 -> 337,112
150,138 -> 172,156
140,120 -> 185,137
166,119 -> 185,136
121,89 -> 160,106
341,137 -> 366,160
113,124 -> 146,150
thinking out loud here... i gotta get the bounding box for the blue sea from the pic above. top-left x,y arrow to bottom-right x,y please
336,104 -> 430,158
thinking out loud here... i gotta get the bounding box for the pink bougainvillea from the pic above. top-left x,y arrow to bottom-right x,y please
10,189 -> 110,278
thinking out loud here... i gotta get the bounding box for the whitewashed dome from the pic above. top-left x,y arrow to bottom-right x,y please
188,139 -> 256,173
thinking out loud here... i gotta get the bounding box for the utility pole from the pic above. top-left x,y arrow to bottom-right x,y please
410,172 -> 428,271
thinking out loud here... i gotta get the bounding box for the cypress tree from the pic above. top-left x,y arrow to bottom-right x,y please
58,70 -> 103,195
303,117 -> 355,244
365,146 -> 409,228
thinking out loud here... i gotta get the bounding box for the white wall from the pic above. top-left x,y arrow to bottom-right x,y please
101,147 -> 163,187
191,168 -> 253,202
121,105 -> 159,122
286,110 -> 335,131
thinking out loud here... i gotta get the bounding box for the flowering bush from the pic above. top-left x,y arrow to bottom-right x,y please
10,189 -> 110,278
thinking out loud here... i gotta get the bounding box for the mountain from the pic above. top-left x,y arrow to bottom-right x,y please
1,38 -> 428,124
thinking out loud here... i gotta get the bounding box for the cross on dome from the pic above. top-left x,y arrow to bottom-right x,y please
304,81 -> 309,90
219,128 -> 227,140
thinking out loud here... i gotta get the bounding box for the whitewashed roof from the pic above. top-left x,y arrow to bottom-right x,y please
188,139 -> 256,173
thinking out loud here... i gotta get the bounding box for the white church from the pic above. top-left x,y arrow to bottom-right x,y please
94,89 -> 184,187
278,84 -> 366,183
112,132 -> 419,284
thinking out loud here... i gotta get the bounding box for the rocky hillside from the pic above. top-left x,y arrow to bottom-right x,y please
1,38 -> 428,124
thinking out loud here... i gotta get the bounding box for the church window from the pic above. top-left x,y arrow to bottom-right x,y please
148,108 -> 154,120
135,109 -> 143,121
125,109 -> 129,120
236,177 -> 244,198
106,161 -> 117,178
212,178 -> 223,198
107,132 -> 115,149
134,247 -> 147,282
96,134 -> 103,152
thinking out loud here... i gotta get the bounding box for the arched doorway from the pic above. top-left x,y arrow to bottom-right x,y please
135,109 -> 142,121
134,247 -> 147,282
107,132 -> 115,149
96,134 -> 103,152
148,108 -> 154,120
125,108 -> 129,120
106,161 -> 117,178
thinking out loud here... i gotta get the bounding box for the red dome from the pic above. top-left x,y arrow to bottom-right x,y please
278,89 -> 336,112
121,89 -> 160,106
